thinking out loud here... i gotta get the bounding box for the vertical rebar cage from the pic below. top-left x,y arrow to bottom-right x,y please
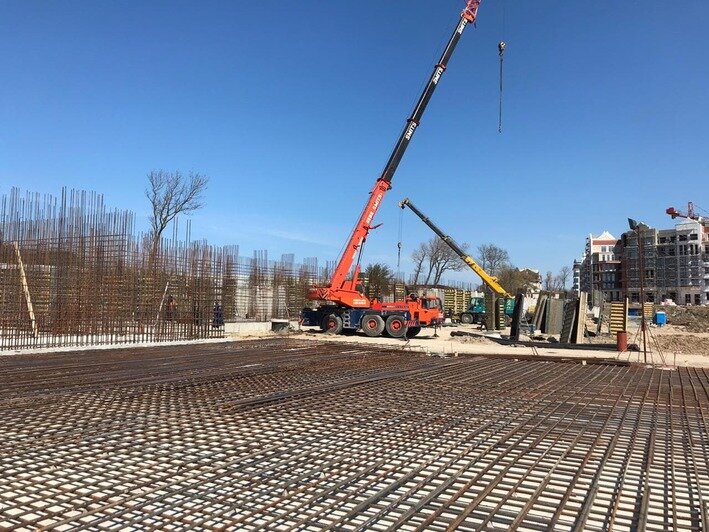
0,188 -> 320,350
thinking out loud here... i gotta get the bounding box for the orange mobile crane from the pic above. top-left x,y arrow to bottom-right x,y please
301,1 -> 483,338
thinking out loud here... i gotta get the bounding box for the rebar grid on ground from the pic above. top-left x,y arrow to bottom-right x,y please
0,340 -> 707,531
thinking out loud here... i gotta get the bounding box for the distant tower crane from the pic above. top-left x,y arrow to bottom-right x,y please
666,202 -> 701,221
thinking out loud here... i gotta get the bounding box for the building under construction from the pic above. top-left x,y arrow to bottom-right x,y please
0,187 -> 475,350
0,188 -> 313,349
1,0 -> 706,526
574,216 -> 709,306
4,187 -> 706,529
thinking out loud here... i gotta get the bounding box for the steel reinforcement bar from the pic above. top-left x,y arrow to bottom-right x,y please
0,340 -> 707,531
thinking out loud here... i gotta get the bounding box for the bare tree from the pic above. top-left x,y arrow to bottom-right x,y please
414,237 -> 467,285
423,239 -> 442,285
432,238 -> 467,284
542,271 -> 556,291
554,265 -> 571,291
476,244 -> 510,277
410,243 -> 427,285
146,170 -> 209,251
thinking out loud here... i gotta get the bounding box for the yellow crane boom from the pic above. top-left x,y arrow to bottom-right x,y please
399,198 -> 512,298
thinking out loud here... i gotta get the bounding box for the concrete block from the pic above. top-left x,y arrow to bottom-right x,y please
224,321 -> 271,334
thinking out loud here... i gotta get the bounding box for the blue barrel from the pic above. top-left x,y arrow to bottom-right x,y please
654,311 -> 666,326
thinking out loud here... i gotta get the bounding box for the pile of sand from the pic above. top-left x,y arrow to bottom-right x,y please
662,306 -> 709,333
654,334 -> 709,356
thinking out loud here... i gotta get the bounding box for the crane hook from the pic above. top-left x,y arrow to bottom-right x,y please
497,41 -> 506,133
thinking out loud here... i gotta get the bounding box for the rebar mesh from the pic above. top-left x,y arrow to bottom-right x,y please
0,188 -> 324,350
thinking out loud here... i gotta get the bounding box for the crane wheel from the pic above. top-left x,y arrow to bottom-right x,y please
406,327 -> 421,338
385,315 -> 408,338
361,314 -> 385,337
322,314 -> 343,335
460,313 -> 474,324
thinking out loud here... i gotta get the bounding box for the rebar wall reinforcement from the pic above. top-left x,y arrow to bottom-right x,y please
0,188 -> 324,350
1,188 -> 478,350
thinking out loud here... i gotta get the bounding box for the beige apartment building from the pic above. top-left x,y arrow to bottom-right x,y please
577,231 -> 623,305
622,219 -> 709,305
576,218 -> 709,306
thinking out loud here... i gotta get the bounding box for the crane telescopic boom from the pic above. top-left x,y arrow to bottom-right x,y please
399,197 -> 512,298
308,1 -> 482,308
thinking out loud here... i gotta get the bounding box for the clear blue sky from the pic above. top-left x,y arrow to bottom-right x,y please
1,1 -> 707,281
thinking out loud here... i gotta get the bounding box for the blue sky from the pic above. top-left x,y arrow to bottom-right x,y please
1,1 -> 707,281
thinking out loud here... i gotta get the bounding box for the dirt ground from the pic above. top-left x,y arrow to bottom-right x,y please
661,305 -> 709,333
619,306 -> 709,361
226,305 -> 709,368
7,308 -> 707,369
231,313 -> 709,368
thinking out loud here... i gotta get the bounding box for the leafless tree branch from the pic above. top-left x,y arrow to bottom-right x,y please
476,243 -> 511,277
146,169 -> 209,251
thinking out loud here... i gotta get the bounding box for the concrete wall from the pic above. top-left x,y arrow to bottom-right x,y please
224,321 -> 272,334
224,320 -> 300,335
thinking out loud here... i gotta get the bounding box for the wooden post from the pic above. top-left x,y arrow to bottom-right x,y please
155,280 -> 170,326
13,242 -> 38,338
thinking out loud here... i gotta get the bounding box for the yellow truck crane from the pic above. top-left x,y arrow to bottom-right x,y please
399,197 -> 514,324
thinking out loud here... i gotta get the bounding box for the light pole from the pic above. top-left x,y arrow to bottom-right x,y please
628,219 -> 648,363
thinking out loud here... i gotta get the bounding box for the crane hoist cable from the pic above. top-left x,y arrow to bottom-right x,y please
497,0 -> 507,134
695,203 -> 709,216
396,206 -> 404,277
498,41 -> 505,133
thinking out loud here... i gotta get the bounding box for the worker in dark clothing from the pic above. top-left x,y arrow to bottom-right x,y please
212,301 -> 224,328
166,295 -> 177,321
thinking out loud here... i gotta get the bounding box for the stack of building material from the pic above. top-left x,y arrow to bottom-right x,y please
546,298 -> 565,335
533,293 -> 549,332
509,293 -> 525,341
484,293 -> 506,330
608,299 -> 628,334
443,287 -> 472,317
559,299 -> 577,343
531,293 -> 565,335
574,292 -> 588,343
643,302 -> 654,320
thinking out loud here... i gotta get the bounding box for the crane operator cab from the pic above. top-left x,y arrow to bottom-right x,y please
408,292 -> 442,310
422,296 -> 442,310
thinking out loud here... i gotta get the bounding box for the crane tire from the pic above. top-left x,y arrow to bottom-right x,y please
385,315 -> 408,338
460,313 -> 474,324
406,327 -> 421,338
361,314 -> 385,337
322,314 -> 343,335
